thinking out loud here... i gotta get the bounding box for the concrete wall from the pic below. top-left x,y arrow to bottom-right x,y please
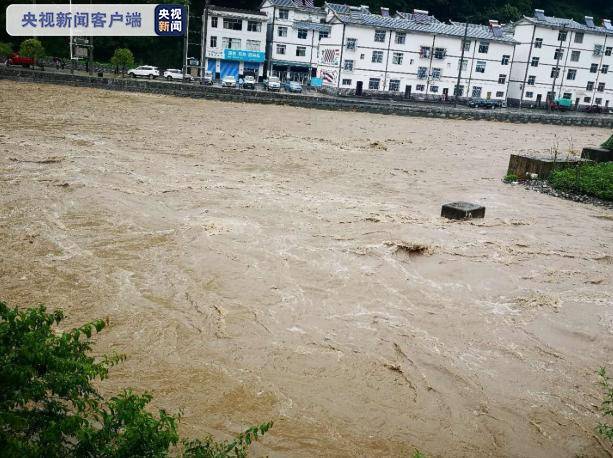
1,66 -> 612,128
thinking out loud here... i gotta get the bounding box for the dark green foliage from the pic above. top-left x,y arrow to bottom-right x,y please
18,38 -> 45,59
597,368 -> 613,442
548,162 -> 613,200
601,135 -> 613,151
0,42 -> 12,57
110,48 -> 135,75
503,173 -> 519,182
0,302 -> 271,457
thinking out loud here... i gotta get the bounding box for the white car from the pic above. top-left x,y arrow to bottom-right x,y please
221,75 -> 237,87
265,76 -> 281,91
127,65 -> 159,79
163,68 -> 193,82
242,75 -> 256,89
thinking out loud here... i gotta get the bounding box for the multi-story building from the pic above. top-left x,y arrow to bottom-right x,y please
260,0 -> 328,82
203,6 -> 268,81
508,9 -> 613,108
317,4 -> 516,101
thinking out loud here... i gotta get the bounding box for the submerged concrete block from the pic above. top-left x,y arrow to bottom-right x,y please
441,202 -> 485,220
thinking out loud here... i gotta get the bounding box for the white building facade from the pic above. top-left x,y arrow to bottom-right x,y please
204,6 -> 268,81
260,0 -> 328,82
317,5 -> 516,101
508,10 -> 613,108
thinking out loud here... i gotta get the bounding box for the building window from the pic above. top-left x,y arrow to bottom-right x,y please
430,85 -> 439,93
278,9 -> 289,19
527,75 -> 535,85
276,44 -> 286,55
431,68 -> 441,80
595,98 -> 602,104
392,52 -> 403,65
562,92 -> 572,99
463,40 -> 471,52
369,78 -> 380,90
346,38 -> 356,50
246,40 -> 260,51
277,26 -> 287,37
594,45 -> 603,56
458,59 -> 468,71
417,67 -> 427,79
223,18 -> 242,30
247,21 -> 261,32
602,65 -> 609,74
472,86 -> 482,97
343,60 -> 353,71
297,28 -> 307,39
590,63 -> 598,73
389,79 -> 400,91
550,67 -> 559,78
567,69 -> 577,80
478,41 -> 489,53
342,79 -> 351,86
419,46 -> 430,58
554,48 -> 564,60
222,37 -> 241,49
454,85 -> 464,96
531,57 -> 539,67
475,60 -> 486,73
501,55 -> 510,65
498,74 -> 506,84
586,81 -> 594,91
319,31 -> 329,40
606,47 -> 613,56
374,29 -> 386,42
360,53 -> 364,60
574,32 -> 583,43
416,84 -> 425,91
557,30 -> 567,41
371,50 -> 383,63
525,91 -> 533,98
496,91 -> 504,97
534,38 -> 542,48
395,32 -> 406,44
296,46 -> 306,57
210,35 -> 217,48
584,96 -> 591,103
211,16 -> 218,28
434,48 -> 446,59
571,50 -> 580,62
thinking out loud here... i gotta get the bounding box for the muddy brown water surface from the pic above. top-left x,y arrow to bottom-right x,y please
1,80 -> 612,457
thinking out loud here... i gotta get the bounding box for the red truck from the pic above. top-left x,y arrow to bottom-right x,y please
6,53 -> 35,67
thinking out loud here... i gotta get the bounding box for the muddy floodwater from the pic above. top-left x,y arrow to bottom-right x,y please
1,80 -> 612,457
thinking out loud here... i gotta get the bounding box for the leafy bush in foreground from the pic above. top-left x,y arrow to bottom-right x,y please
597,368 -> 613,442
0,302 -> 271,457
548,162 -> 613,201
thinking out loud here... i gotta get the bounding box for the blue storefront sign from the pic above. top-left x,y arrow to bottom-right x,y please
223,49 -> 265,63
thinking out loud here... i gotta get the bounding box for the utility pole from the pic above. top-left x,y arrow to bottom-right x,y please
183,2 -> 190,78
454,21 -> 469,107
548,26 -> 565,111
200,0 -> 209,79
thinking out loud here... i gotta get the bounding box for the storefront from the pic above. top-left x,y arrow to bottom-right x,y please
270,60 -> 314,83
206,49 -> 265,81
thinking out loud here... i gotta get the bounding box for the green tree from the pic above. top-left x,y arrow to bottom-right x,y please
111,48 -> 135,76
19,38 -> 45,60
0,302 -> 272,457
0,42 -> 12,58
597,368 -> 613,442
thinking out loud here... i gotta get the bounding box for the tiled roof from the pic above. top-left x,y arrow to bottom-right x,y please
522,11 -> 612,35
294,20 -> 332,32
334,12 -> 516,43
263,0 -> 324,13
395,11 -> 440,24
208,5 -> 267,17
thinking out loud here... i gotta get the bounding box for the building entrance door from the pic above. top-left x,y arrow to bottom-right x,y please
356,81 -> 363,96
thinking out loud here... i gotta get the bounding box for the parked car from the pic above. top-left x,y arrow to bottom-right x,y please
221,75 -> 237,87
6,53 -> 35,67
127,66 -> 160,79
264,76 -> 281,91
467,98 -> 498,109
287,81 -> 303,93
163,68 -> 193,82
201,71 -> 214,85
584,105 -> 602,113
242,75 -> 256,89
547,98 -> 572,112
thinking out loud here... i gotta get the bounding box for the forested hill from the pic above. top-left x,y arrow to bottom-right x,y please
1,0 -> 612,69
